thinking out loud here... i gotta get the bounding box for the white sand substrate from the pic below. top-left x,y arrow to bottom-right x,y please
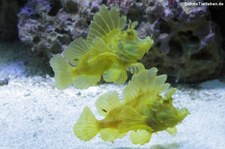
0,42 -> 225,149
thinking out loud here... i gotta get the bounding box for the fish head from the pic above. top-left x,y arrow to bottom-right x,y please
116,22 -> 154,63
149,98 -> 189,130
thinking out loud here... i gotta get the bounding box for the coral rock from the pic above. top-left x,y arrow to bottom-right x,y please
18,0 -> 224,83
17,0 -> 99,58
137,0 -> 224,83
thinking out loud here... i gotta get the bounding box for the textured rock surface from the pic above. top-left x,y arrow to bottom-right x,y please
17,0 -> 225,83
18,0 -> 101,58
137,0 -> 224,83
207,2 -> 225,76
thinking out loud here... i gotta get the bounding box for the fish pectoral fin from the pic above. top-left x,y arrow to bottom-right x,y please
166,127 -> 177,136
64,37 -> 90,66
50,54 -> 75,89
73,74 -> 101,89
127,62 -> 145,74
88,52 -> 119,64
130,129 -> 152,145
73,107 -> 99,141
95,91 -> 121,116
103,68 -> 127,84
100,128 -> 126,142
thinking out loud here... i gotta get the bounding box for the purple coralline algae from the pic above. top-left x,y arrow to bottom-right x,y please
138,0 -> 224,83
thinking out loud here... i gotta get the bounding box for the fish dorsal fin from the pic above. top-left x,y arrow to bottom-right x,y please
123,68 -> 170,103
87,5 -> 126,43
100,128 -> 126,142
122,80 -> 140,103
63,37 -> 90,66
95,91 -> 121,116
130,130 -> 152,145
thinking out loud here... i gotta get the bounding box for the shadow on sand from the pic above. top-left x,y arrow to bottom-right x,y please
112,142 -> 180,149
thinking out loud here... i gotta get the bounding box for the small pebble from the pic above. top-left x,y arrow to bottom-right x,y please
0,78 -> 9,86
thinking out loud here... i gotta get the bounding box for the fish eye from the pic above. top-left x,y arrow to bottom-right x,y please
126,29 -> 138,40
162,99 -> 169,104
127,31 -> 133,36
162,98 -> 172,105
126,30 -> 134,39
102,109 -> 107,113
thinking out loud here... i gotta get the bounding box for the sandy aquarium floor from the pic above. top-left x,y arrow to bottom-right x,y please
1,42 -> 225,149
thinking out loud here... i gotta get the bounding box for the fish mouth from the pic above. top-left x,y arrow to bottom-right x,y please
137,37 -> 154,53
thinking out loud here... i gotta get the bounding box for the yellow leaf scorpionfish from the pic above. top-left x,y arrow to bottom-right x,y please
74,68 -> 189,145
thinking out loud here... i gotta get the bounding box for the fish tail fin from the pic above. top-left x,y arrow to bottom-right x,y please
50,54 -> 76,89
73,107 -> 99,141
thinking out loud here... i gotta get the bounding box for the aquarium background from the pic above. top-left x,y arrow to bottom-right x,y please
0,0 -> 225,149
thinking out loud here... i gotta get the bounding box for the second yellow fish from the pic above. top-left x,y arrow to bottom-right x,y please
73,68 -> 189,144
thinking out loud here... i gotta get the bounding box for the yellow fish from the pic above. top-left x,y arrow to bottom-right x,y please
50,5 -> 153,89
73,68 -> 189,144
